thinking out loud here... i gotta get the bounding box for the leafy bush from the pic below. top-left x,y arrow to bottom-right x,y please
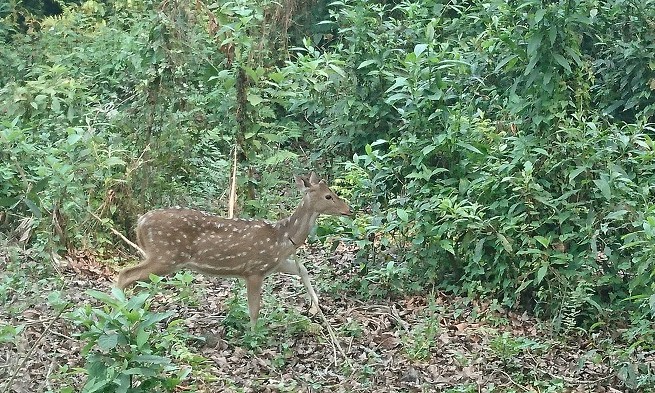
260,0 -> 655,336
2,0 -> 653,346
68,287 -> 196,392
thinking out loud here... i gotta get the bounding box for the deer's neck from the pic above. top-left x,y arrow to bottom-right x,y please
277,199 -> 319,248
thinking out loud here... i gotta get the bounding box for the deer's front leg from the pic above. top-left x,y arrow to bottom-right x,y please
276,258 -> 320,315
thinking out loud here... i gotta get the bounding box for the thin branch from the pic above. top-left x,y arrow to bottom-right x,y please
86,208 -> 145,257
498,370 -> 531,392
315,305 -> 351,369
2,304 -> 70,393
544,370 -> 615,386
228,145 -> 238,219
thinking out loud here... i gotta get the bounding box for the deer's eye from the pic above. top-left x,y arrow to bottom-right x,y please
325,195 -> 333,200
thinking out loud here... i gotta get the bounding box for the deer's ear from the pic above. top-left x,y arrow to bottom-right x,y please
309,172 -> 321,185
295,175 -> 311,191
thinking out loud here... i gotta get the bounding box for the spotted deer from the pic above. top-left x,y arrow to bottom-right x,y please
116,172 -> 352,328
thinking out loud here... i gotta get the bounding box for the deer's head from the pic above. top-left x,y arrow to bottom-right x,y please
295,172 -> 352,217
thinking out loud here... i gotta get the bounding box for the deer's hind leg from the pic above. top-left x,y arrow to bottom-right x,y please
245,275 -> 264,330
116,257 -> 177,290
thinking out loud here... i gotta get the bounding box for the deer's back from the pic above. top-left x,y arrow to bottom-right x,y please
136,208 -> 291,277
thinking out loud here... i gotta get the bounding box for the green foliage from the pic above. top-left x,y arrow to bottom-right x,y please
2,0 -> 654,364
68,286 -> 196,392
0,323 -> 24,345
489,332 -> 549,364
273,0 -> 655,338
402,295 -> 441,360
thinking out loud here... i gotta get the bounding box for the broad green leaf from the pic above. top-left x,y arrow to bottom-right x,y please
524,54 -> 539,75
553,54 -> 571,74
456,142 -> 482,154
126,291 -> 150,311
494,54 -> 518,73
97,332 -> 119,350
515,279 -> 530,294
473,238 -> 485,263
516,248 -> 545,255
115,374 -> 130,393
497,233 -> 513,253
357,59 -> 377,69
385,92 -> 409,104
535,264 -> 548,285
136,328 -> 150,348
585,297 -> 603,312
0,197 -> 20,208
548,26 -> 557,44
365,144 -> 372,155
421,145 -> 436,156
82,378 -> 109,393
24,198 -> 41,219
534,9 -> 547,23
268,72 -> 284,83
51,97 -> 61,112
594,178 -> 611,200
104,156 -> 126,167
396,208 -> 409,222
385,77 -> 408,93
526,34 -> 542,58
426,23 -> 435,41
564,46 -> 583,67
88,289 -> 119,306
439,240 -> 455,255
568,166 -> 586,184
141,311 -> 174,328
328,63 -> 346,77
414,44 -> 428,57
110,286 -> 127,303
535,236 -> 550,248
605,210 -> 628,221
247,93 -> 263,106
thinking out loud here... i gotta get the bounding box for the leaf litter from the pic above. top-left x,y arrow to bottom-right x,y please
0,245 -> 651,392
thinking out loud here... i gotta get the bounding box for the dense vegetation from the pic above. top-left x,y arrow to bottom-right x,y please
1,0 -> 654,391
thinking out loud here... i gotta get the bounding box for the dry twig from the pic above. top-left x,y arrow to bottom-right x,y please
86,208 -> 145,257
2,304 -> 70,393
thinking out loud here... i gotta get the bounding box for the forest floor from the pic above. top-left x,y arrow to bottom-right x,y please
0,244 -> 650,393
